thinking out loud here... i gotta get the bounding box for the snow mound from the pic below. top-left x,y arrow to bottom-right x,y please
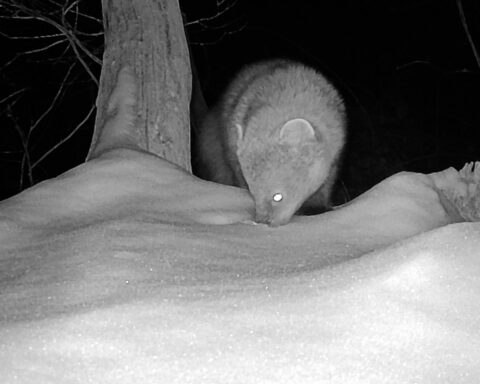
0,149 -> 479,383
430,161 -> 480,222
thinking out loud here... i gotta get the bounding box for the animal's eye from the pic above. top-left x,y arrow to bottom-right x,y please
272,193 -> 283,203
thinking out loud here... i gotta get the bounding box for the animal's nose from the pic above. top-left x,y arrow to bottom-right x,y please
255,211 -> 272,225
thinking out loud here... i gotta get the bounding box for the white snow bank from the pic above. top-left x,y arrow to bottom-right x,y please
0,149 -> 479,383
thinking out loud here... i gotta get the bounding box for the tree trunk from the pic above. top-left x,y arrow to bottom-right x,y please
88,0 -> 191,171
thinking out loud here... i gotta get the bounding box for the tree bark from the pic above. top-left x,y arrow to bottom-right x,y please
88,0 -> 191,171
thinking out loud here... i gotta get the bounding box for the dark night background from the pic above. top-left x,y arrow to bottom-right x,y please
1,0 -> 479,203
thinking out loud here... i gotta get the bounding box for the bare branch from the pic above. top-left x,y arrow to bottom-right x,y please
0,0 -> 102,187
64,0 -> 80,15
22,37 -> 68,55
5,105 -> 33,187
1,0 -> 101,84
30,62 -> 75,133
456,0 -> 480,69
31,102 -> 96,170
74,31 -> 103,37
184,0 -> 241,26
183,0 -> 247,46
0,31 -> 65,39
0,88 -> 27,108
190,24 -> 247,46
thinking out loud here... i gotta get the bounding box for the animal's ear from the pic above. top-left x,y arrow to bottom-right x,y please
279,118 -> 316,144
235,123 -> 244,141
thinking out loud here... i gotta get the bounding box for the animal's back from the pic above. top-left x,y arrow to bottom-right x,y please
196,59 -> 346,226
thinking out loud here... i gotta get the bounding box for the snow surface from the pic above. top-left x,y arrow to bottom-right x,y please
0,148 -> 479,383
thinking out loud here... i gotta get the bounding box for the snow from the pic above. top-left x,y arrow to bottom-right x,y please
0,148 -> 479,383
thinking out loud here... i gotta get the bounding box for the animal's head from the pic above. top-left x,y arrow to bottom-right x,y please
237,118 -> 331,227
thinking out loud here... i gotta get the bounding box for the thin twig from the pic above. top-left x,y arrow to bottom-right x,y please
185,0 -> 240,26
0,0 -> 101,188
31,102 -> 96,170
0,31 -> 65,39
22,38 -> 68,55
0,88 -> 27,107
31,62 -> 75,133
2,0 -> 101,83
64,0 -> 80,16
190,22 -> 247,46
75,31 -> 103,37
5,106 -> 33,186
456,0 -> 480,69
